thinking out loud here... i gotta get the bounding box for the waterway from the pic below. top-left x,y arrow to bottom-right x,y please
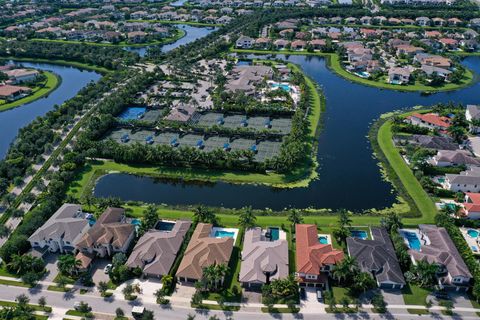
125,24 -> 217,57
94,55 -> 480,211
0,61 -> 101,158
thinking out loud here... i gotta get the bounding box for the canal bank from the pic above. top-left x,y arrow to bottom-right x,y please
91,55 -> 480,212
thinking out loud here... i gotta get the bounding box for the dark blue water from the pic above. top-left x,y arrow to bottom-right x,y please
94,55 -> 480,211
125,25 -> 217,57
0,62 -> 101,158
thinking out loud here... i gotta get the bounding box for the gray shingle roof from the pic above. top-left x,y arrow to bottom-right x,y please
347,227 -> 405,286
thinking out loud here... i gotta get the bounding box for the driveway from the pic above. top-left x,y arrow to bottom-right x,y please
300,287 -> 326,314
90,259 -> 111,285
171,283 -> 196,301
242,289 -> 262,303
42,253 -> 59,282
381,289 -> 405,306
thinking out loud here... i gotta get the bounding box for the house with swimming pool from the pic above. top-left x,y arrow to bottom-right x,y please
295,224 -> 344,288
28,204 -> 91,257
400,225 -> 472,291
126,220 -> 192,278
176,223 -> 236,283
459,227 -> 480,255
75,207 -> 135,269
459,192 -> 480,219
239,227 -> 289,289
347,227 -> 406,289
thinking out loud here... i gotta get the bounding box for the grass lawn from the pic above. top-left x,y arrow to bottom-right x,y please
233,48 -> 475,93
331,286 -> 353,303
402,284 -> 431,306
0,264 -> 19,278
261,307 -> 300,313
47,285 -> 71,293
407,308 -> 430,315
65,310 -> 92,317
377,120 -> 437,224
0,300 -> 52,312
0,278 -> 30,288
0,71 -> 60,112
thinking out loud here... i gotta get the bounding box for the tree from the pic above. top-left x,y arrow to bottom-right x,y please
55,275 -> 69,289
57,254 -> 80,276
122,284 -> 135,300
193,205 -> 217,224
371,293 -> 387,313
381,212 -> 403,233
77,301 -> 91,314
142,310 -> 154,320
333,256 -> 359,285
414,261 -> 438,288
112,252 -> 127,267
186,314 -> 196,320
38,297 -> 47,310
353,272 -> 375,293
97,281 -> 109,296
140,205 -> 158,235
238,206 -> 256,230
15,294 -> 29,307
287,209 -> 303,227
116,307 -> 125,317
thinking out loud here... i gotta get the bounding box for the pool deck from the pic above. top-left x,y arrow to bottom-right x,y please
399,228 -> 430,250
459,227 -> 480,255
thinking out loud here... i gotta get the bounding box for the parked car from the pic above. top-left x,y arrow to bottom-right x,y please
316,289 -> 323,302
132,306 -> 145,318
104,264 -> 113,274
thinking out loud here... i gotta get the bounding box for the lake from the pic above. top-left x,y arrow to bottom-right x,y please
125,24 -> 217,57
94,55 -> 480,211
0,61 -> 101,158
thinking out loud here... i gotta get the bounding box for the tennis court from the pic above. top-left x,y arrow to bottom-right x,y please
117,107 -> 163,123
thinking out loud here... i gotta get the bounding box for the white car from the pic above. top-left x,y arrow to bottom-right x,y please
104,264 -> 113,274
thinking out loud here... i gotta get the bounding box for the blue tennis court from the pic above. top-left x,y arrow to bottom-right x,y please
118,107 -> 146,120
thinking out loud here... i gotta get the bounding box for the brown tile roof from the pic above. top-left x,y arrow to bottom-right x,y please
76,207 -> 134,249
295,224 -> 344,274
176,223 -> 234,281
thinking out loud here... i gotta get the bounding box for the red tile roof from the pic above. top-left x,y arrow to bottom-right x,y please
295,224 -> 344,275
409,113 -> 451,129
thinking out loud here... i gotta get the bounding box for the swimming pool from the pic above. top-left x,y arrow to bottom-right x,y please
131,219 -> 141,226
118,107 -> 146,120
351,230 -> 368,240
318,236 -> 329,244
356,71 -> 370,78
156,220 -> 175,232
269,227 -> 280,241
404,231 -> 421,251
467,229 -> 479,238
214,230 -> 236,238
271,83 -> 291,92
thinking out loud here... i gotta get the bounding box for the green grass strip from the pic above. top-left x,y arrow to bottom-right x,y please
0,71 -> 60,112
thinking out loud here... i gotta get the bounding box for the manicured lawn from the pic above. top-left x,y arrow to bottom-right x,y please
331,286 -> 353,303
233,48 -> 475,92
0,264 -> 19,278
0,300 -> 52,312
407,308 -> 430,315
47,285 -> 71,293
65,310 -> 92,317
0,71 -> 60,112
191,303 -> 240,311
377,120 -> 437,224
261,307 -> 299,313
402,284 -> 431,306
0,278 -> 30,288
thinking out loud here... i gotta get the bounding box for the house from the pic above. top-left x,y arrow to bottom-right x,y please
448,18 -> 462,26
444,167 -> 480,193
5,69 -> 39,84
396,45 -> 424,57
414,53 -> 451,68
400,134 -> 458,150
28,204 -> 91,256
388,67 -> 411,85
76,207 -> 135,260
225,65 -> 273,95
236,35 -> 254,49
466,105 -> 480,133
127,31 -> 147,43
176,223 -> 234,283
460,193 -> 480,219
404,225 -> 472,291
0,85 -> 31,101
360,16 -> 372,25
239,227 -> 289,288
420,65 -> 452,81
126,220 -> 191,278
295,224 -> 344,288
291,40 -> 306,50
406,113 -> 451,131
438,38 -> 459,50
432,17 -> 445,26
428,150 -> 480,167
309,39 -> 326,50
254,37 -> 271,49
347,227 -> 405,289
416,17 -> 431,27
274,39 -> 289,50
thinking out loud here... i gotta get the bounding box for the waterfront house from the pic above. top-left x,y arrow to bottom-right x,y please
126,220 -> 191,278
428,150 -> 480,167
388,67 -> 411,85
399,134 -> 457,150
5,69 -> 39,84
236,35 -> 254,49
274,39 -> 289,50
420,65 -> 452,81
127,31 -> 147,43
291,40 -> 306,50
176,223 -> 234,283
406,113 -> 451,131
347,227 -> 406,289
29,204 -> 91,256
414,53 -> 451,68
416,17 -> 431,27
466,105 -> 480,133
295,224 -> 344,288
0,85 -> 32,101
239,227 -> 289,289
405,225 -> 472,291
76,207 -> 135,259
444,167 -> 480,193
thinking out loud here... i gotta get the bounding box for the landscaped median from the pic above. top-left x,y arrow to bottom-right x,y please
233,48 -> 476,93
0,71 -> 60,113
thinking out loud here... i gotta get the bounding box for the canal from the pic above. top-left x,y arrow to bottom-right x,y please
94,55 -> 480,211
0,61 -> 101,158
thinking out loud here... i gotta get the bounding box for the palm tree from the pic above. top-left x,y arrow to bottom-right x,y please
193,205 -> 217,224
57,255 -> 81,276
353,272 -> 375,293
414,261 -> 438,288
287,209 -> 303,227
97,281 -> 109,296
238,206 -> 256,230
333,256 -> 359,285
338,209 -> 352,227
